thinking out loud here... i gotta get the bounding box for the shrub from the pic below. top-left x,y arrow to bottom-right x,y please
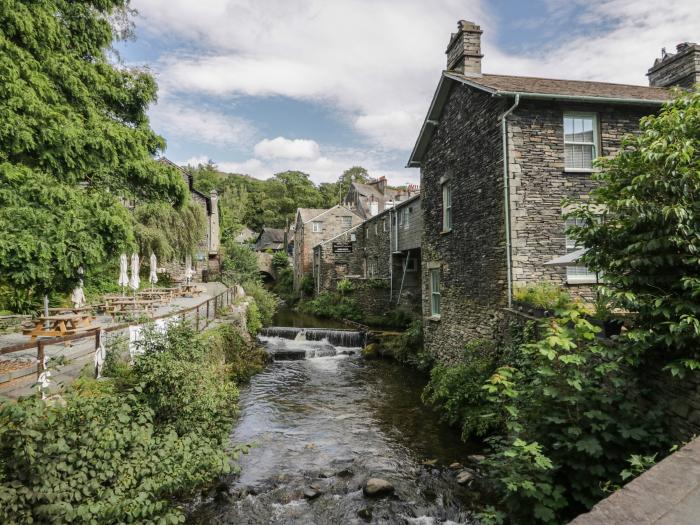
299,292 -> 362,322
388,320 -> 433,371
481,305 -> 669,524
243,280 -> 278,326
203,324 -> 269,384
336,277 -> 353,295
300,274 -> 315,297
0,321 -> 248,524
271,251 -> 290,269
246,300 -> 263,336
221,242 -> 260,285
513,282 -> 572,311
423,340 -> 504,439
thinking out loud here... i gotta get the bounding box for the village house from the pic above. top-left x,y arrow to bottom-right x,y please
343,176 -> 418,218
158,157 -> 221,276
408,21 -> 690,362
313,195 -> 422,315
293,205 -> 363,291
234,226 -> 256,245
254,227 -> 286,252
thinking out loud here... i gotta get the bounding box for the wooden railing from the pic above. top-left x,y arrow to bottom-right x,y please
0,287 -> 237,380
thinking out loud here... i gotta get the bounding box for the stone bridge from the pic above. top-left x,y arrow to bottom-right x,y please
256,252 -> 276,281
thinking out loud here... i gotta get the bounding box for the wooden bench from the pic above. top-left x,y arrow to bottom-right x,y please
22,314 -> 85,339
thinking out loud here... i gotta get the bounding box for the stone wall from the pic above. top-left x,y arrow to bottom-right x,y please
420,84 -> 508,363
508,100 -> 652,301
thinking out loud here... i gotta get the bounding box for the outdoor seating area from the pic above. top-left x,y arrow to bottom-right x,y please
22,314 -> 92,340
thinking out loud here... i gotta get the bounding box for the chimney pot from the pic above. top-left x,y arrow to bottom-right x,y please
445,20 -> 483,76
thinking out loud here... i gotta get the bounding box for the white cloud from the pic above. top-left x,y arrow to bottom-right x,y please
182,155 -> 211,167
132,0 -> 699,153
150,102 -> 256,147
253,137 -> 321,160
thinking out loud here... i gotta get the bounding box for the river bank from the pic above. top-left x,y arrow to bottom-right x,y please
188,311 -> 484,524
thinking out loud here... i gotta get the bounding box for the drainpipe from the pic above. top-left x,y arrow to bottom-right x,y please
389,208 -> 393,301
500,94 -> 519,308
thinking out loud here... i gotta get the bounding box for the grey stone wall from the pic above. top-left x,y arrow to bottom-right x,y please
508,100 -> 652,299
647,44 -> 700,89
293,207 -> 362,291
420,84 -> 508,363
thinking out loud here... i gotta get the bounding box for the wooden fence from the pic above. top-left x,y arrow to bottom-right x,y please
0,287 -> 237,380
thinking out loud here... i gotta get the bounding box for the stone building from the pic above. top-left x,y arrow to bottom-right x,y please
292,205 -> 363,291
313,195 -> 422,316
254,227 -> 286,252
407,21 -> 688,362
343,177 -> 418,219
158,158 -> 221,276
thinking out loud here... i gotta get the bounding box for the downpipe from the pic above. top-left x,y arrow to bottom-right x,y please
500,94 -> 519,308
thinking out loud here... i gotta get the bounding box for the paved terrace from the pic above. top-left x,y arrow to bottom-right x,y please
0,282 -> 228,400
570,436 -> 700,524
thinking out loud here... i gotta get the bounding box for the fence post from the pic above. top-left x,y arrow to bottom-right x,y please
206,299 -> 210,326
195,305 -> 200,331
36,340 -> 46,380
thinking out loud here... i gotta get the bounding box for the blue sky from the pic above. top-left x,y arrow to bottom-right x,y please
119,0 -> 698,185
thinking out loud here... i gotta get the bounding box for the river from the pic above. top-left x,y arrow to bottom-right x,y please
189,311 -> 481,524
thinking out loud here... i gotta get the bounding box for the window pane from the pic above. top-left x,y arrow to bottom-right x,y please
564,117 -> 575,141
565,143 -> 594,169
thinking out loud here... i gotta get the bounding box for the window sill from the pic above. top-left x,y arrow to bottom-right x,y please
566,278 -> 598,285
427,315 -> 441,322
564,168 -> 597,174
440,229 -> 452,236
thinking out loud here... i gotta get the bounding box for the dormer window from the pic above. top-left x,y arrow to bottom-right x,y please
564,113 -> 598,171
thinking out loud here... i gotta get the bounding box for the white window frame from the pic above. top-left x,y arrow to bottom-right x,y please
374,223 -> 378,235
430,268 -> 441,317
564,217 -> 598,284
563,112 -> 599,172
442,182 -> 452,232
312,221 -> 322,233
382,218 -> 387,232
340,216 -> 352,229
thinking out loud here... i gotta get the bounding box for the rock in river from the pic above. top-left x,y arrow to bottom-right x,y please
303,484 -> 323,499
456,469 -> 475,485
363,478 -> 395,497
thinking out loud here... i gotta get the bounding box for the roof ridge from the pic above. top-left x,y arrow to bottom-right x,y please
479,72 -> 669,91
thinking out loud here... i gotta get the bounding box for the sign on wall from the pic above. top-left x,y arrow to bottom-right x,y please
332,242 -> 353,253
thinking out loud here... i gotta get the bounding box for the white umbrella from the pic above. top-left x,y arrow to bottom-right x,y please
119,253 -> 129,294
149,253 -> 158,289
185,254 -> 193,284
129,253 -> 140,294
71,279 -> 86,308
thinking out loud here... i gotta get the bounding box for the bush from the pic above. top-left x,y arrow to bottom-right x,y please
301,274 -> 315,297
245,300 -> 262,336
299,292 -> 362,322
203,324 -> 270,384
388,320 -> 433,371
0,321 -> 248,524
513,282 -> 573,311
271,251 -> 290,269
272,266 -> 294,302
480,305 -> 669,524
221,242 -> 260,285
243,281 -> 278,326
423,340 -> 504,439
336,278 -> 353,295
365,308 -> 415,329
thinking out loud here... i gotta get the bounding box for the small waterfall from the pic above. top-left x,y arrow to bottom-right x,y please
260,327 -> 365,348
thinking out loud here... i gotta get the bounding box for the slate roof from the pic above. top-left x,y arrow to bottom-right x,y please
408,71 -> 672,167
449,73 -> 672,102
298,208 -> 328,223
255,228 -> 286,251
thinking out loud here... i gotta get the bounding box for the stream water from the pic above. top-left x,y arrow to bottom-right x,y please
189,312 -> 481,524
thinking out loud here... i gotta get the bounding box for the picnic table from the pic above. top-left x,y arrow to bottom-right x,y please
107,298 -> 160,317
138,289 -> 172,302
181,284 -> 204,296
22,314 -> 90,340
48,307 -> 94,328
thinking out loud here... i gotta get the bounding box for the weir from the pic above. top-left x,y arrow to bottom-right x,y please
260,326 -> 366,348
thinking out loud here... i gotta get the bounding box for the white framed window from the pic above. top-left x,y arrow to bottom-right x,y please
442,182 -> 452,232
368,259 -> 376,277
398,210 -> 403,226
565,217 -> 598,284
430,268 -> 441,317
365,227 -> 369,239
340,216 -> 352,229
312,221 -> 322,233
382,218 -> 387,232
400,207 -> 410,228
374,223 -> 378,235
564,113 -> 598,171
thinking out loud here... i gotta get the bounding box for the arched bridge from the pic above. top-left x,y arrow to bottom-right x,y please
256,252 -> 276,282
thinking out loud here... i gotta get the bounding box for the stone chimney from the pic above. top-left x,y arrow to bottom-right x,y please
209,190 -> 220,255
446,20 -> 483,76
647,42 -> 700,88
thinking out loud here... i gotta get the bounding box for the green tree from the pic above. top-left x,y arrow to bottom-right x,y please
133,200 -> 206,261
568,88 -> 700,375
0,0 -> 186,298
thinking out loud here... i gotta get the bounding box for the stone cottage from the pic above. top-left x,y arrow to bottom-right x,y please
313,195 -> 422,315
407,21 -> 688,362
158,157 -> 221,276
343,177 -> 418,219
292,205 -> 363,292
254,227 -> 286,252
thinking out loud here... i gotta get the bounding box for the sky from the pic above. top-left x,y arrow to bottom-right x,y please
118,0 -> 700,185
